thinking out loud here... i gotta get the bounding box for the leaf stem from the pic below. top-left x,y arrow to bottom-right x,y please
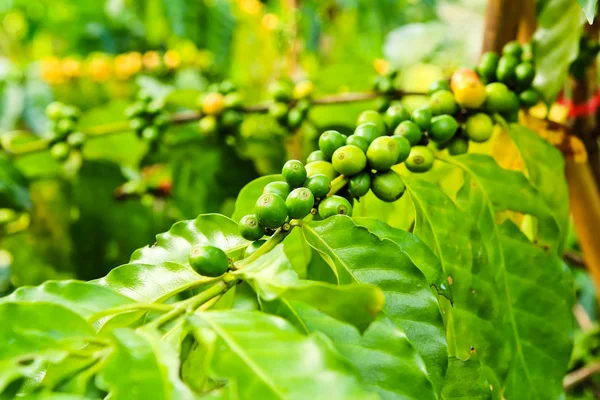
327,175 -> 350,196
145,279 -> 233,330
234,224 -> 295,268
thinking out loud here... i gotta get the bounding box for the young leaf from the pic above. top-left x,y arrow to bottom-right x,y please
187,310 -> 378,400
236,245 -> 385,332
1,280 -> 134,319
99,328 -> 194,400
273,302 -> 438,400
533,0 -> 584,104
0,302 -> 95,393
302,216 -> 448,393
401,176 -> 504,391
129,213 -> 249,266
504,123 -> 570,249
441,357 -> 491,400
578,0 -> 597,24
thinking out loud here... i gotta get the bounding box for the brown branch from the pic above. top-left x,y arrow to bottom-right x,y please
564,362 -> 600,390
564,250 -> 586,268
517,0 -> 537,43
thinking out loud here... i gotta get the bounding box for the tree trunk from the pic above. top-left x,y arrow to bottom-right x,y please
481,0 -> 526,53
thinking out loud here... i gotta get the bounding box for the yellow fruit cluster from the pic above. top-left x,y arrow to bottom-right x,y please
40,48 -> 213,85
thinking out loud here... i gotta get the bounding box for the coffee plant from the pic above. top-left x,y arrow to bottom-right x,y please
1,0 -> 600,398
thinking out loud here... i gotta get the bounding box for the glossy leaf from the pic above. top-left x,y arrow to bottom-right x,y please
100,328 -> 194,400
0,302 -> 95,393
0,156 -> 31,211
441,357 -> 491,400
129,213 -> 249,266
453,168 -> 574,399
354,217 -> 451,301
231,174 -> 281,222
272,302 -> 438,400
504,123 -> 569,250
533,0 -> 584,104
236,245 -> 385,332
448,154 -> 560,249
187,310 -> 377,400
402,175 -> 504,391
0,280 -> 134,319
302,216 -> 448,393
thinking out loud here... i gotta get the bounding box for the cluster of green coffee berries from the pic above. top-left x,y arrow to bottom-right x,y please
268,79 -> 313,131
45,102 -> 85,161
197,80 -> 244,137
238,159 -> 355,256
125,90 -> 170,144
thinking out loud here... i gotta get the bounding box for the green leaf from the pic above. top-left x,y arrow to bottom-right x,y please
0,156 -> 31,211
578,0 -> 597,23
302,216 -> 448,393
187,310 -> 377,400
94,261 -> 212,303
441,357 -> 491,400
270,303 -> 438,400
236,244 -> 385,332
504,124 -> 569,250
450,163 -> 574,398
354,217 -> 451,301
401,175 -> 504,391
231,175 -> 281,222
129,213 -> 249,266
533,0 -> 584,104
353,190 -> 415,231
448,154 -> 560,249
100,328 -> 194,400
0,280 -> 134,319
0,302 -> 95,393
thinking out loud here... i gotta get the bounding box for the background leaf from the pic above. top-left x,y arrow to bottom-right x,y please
578,0 -> 597,23
441,357 -> 491,400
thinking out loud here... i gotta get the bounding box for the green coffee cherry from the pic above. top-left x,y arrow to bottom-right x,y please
318,195 -> 353,219
142,126 -> 160,142
263,181 -> 291,199
428,80 -> 451,94
188,245 -> 229,277
286,188 -> 315,219
287,108 -> 304,130
502,41 -> 523,59
405,146 -> 434,173
465,113 -> 494,143
348,172 -> 371,198
332,145 -> 367,176
50,142 -> 70,161
521,42 -> 533,62
146,99 -> 164,115
496,55 -> 519,83
295,99 -> 311,115
357,110 -> 386,136
66,132 -> 85,149
153,113 -> 170,128
371,170 -> 405,202
519,89 -> 539,108
255,193 -> 288,229
57,118 -> 76,134
221,110 -> 244,129
319,130 -> 347,158
305,161 -> 338,181
447,137 -> 469,155
269,102 -> 289,124
224,92 -> 243,109
374,97 -> 391,113
129,117 -> 146,132
307,150 -> 327,164
477,51 -> 499,81
220,80 -> 237,94
346,135 -> 369,153
239,214 -> 265,241
429,91 -> 457,116
198,115 -> 218,136
515,62 -> 535,88
244,239 -> 266,258
374,76 -> 394,94
282,160 -> 307,188
354,123 -> 381,144
429,115 -> 459,143
394,121 -> 422,145
269,80 -> 293,102
46,102 -> 65,120
384,105 -> 411,131
485,83 -> 515,113
392,136 -> 411,164
304,174 -> 330,198
62,106 -> 80,120
411,106 -> 432,131
366,137 -> 399,171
